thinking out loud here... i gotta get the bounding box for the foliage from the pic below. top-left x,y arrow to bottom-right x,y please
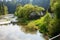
26,22 -> 38,31
0,3 -> 8,15
27,12 -> 52,35
15,4 -> 44,23
48,18 -> 60,38
49,0 -> 60,13
35,12 -> 52,35
3,5 -> 8,15
48,2 -> 60,38
54,3 -> 60,19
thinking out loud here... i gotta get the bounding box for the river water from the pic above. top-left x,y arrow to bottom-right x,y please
0,14 -> 45,40
0,23 -> 45,40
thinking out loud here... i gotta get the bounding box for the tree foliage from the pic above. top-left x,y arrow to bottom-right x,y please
27,12 -> 52,35
0,2 -> 8,15
35,12 -> 52,35
48,1 -> 60,38
15,4 -> 44,23
49,0 -> 60,13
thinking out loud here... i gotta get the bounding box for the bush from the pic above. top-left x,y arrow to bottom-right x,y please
54,3 -> 60,19
26,22 -> 38,31
48,18 -> 60,38
48,2 -> 60,38
27,12 -> 52,35
15,4 -> 44,23
35,12 -> 52,35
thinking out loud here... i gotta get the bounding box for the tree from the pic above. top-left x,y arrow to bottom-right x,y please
0,2 -> 8,15
49,0 -> 60,13
48,1 -> 60,38
15,4 -> 44,23
34,12 -> 52,35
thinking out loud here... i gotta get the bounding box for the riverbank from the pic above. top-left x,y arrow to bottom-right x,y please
0,14 -> 17,25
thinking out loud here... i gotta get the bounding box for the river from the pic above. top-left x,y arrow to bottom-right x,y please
0,14 -> 45,40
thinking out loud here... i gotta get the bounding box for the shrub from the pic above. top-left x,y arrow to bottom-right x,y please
48,2 -> 60,38
35,12 -> 52,35
27,12 -> 52,35
48,18 -> 60,38
15,4 -> 44,23
54,3 -> 60,19
26,22 -> 38,31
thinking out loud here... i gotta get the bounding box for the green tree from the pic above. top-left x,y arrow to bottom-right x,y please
15,4 -> 44,23
50,0 -> 60,12
35,12 -> 52,35
48,1 -> 60,38
0,2 -> 8,15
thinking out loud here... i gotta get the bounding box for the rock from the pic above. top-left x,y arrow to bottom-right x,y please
29,11 -> 45,20
29,12 -> 40,20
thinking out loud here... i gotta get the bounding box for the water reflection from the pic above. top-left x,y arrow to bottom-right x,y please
0,24 -> 45,40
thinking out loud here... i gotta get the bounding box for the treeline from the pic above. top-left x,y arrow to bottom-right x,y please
0,0 -> 50,13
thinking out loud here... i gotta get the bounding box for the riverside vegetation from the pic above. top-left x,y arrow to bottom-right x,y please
15,0 -> 60,40
0,0 -> 60,40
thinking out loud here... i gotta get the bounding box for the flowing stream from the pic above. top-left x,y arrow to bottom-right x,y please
0,14 -> 45,40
